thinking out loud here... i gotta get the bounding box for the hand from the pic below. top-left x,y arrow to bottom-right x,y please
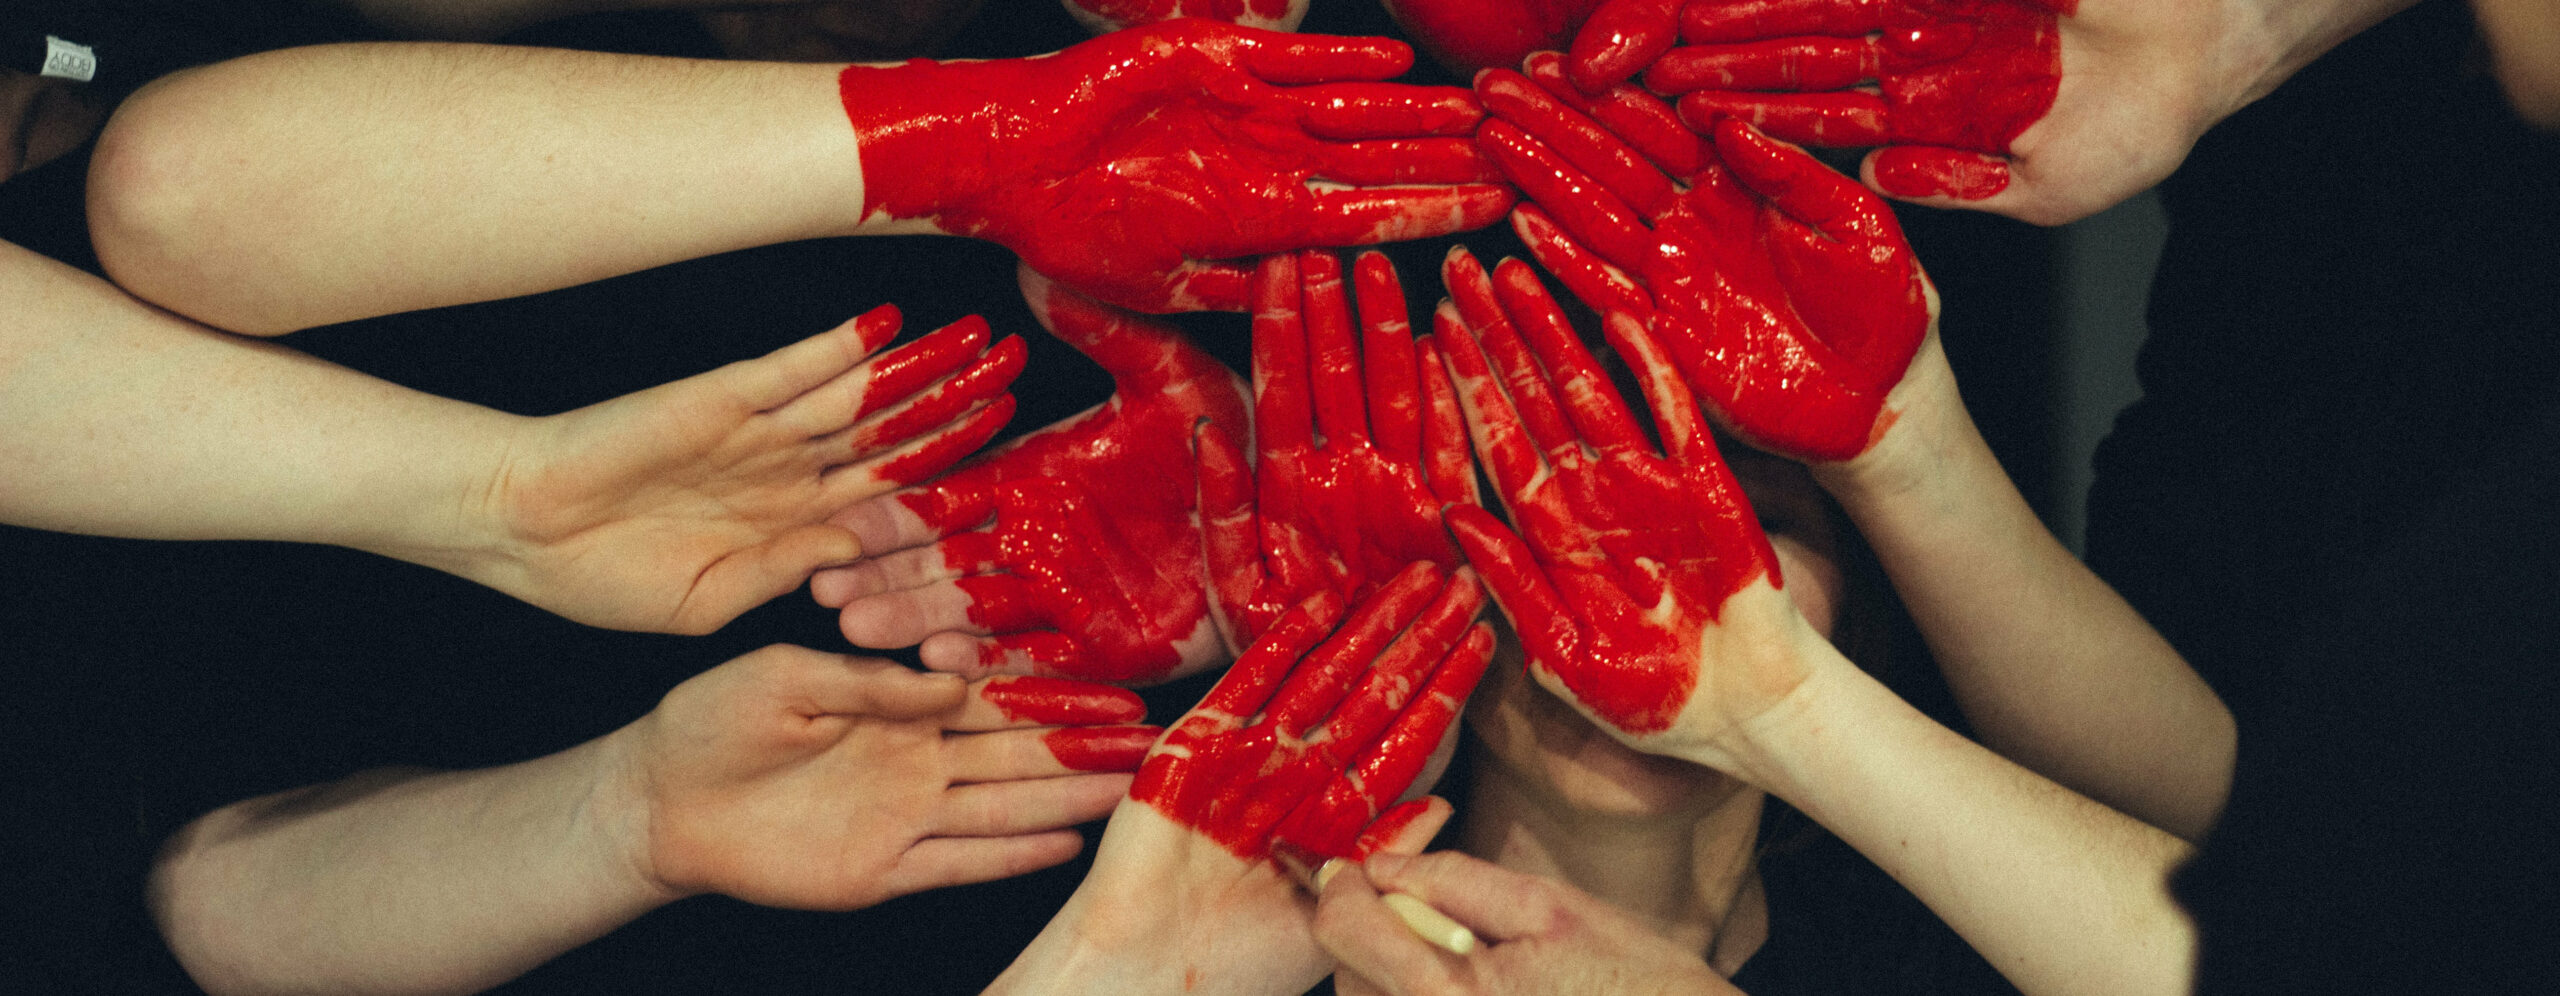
813,265 -> 1251,685
1477,57 -> 1934,462
1198,249 -> 1478,649
607,646 -> 1159,911
1315,851 -> 1739,996
835,19 -> 1514,313
984,563 -> 1495,996
1433,247 -> 1827,767
1062,0 -> 1310,35
1379,0 -> 1610,77
472,305 -> 1018,634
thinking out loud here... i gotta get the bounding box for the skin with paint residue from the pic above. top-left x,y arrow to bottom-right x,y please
1435,247 -> 1788,739
836,20 -> 1513,314
817,268 -> 1249,686
975,675 -> 1161,772
1197,250 -> 1477,650
1566,0 -> 2075,200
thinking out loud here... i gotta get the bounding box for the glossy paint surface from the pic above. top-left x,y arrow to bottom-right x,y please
1434,248 -> 1778,736
1382,0 -> 1610,76
837,21 -> 1512,313
1044,725 -> 1163,772
830,307 -> 1029,488
1130,565 -> 1492,860
979,675 -> 1149,726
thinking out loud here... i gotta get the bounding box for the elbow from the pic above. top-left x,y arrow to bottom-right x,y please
148,810 -> 276,996
84,73 -> 296,337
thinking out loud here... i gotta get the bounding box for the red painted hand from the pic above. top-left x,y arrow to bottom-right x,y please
1380,0 -> 1609,77
1132,561 -> 1494,865
1433,247 -> 1817,758
1061,0 -> 1308,34
1478,57 -> 1933,462
1565,0 -> 2072,201
811,266 -> 1250,686
836,20 -> 1515,313
1197,249 -> 1477,651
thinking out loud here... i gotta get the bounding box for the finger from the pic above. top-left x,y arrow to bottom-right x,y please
1310,860 -> 1467,996
838,580 -> 985,650
1488,258 -> 1652,458
1509,204 -> 1652,322
1473,119 -> 1655,277
732,303 -> 908,412
1477,67 -> 1677,218
835,334 -> 1024,458
1307,569 -> 1486,761
1195,419 -> 1268,647
1300,249 -> 1370,450
1523,52 -> 1711,181
837,314 -> 989,427
1443,506 -> 1582,678
933,771 -> 1137,836
1265,562 -> 1446,739
919,630 -> 1087,681
816,538 -> 967,608
1676,89 -> 1887,147
1866,144 -> 2014,202
823,395 -> 1018,499
1603,311 -> 1713,466
1193,589 -> 1348,721
1253,251 -> 1317,456
1645,37 -> 1881,94
1239,31 -> 1414,85
1411,336 -> 1478,508
1719,119 -> 1909,241
1287,84 -> 1485,140
1018,263 -> 1201,393
1566,0 -> 1682,95
1361,850 -> 1571,943
1681,0 -> 1890,43
867,831 -> 1088,906
794,652 -> 971,719
945,725 -> 1158,781
1443,249 -> 1586,466
1430,298 -> 1542,504
1355,252 -> 1422,466
1308,138 -> 1505,187
679,524 -> 864,634
1275,614 -> 1491,858
1146,258 -> 1258,313
960,674 -> 1148,729
1294,183 -> 1517,249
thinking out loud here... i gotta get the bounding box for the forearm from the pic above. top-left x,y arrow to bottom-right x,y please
1723,657 -> 2199,996
87,42 -> 865,334
150,737 -> 668,996
1813,356 -> 2231,840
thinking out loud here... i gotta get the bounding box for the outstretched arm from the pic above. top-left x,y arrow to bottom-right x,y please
2,240 -> 1014,634
87,23 -> 1509,333
152,646 -> 1153,996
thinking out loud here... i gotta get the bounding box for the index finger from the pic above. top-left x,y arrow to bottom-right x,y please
1240,32 -> 1415,85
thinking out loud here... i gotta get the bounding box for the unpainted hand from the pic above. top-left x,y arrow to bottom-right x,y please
1198,249 -> 1477,650
836,19 -> 1514,313
814,266 -> 1250,685
491,304 -> 1019,634
613,646 -> 1157,911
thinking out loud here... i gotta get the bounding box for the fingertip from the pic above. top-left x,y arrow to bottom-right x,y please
1866,146 -> 2011,203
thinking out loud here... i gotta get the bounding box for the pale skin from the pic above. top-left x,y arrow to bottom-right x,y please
0,239 -> 1012,634
151,646 -> 1141,996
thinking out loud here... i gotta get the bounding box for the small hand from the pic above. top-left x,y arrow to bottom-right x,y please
1198,249 -> 1478,649
609,646 -> 1158,911
484,305 -> 1018,634
1433,247 -> 1823,764
1062,0 -> 1310,35
813,265 -> 1251,685
984,563 -> 1494,996
1477,57 -> 1933,462
836,19 -> 1515,313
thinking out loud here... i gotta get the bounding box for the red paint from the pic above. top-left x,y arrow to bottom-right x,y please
1565,0 -> 1679,93
886,272 -> 1248,684
1044,725 -> 1163,773
1381,0 -> 1610,77
1433,249 -> 1780,737
1477,66 -> 1928,460
1129,565 -> 1491,860
852,314 -> 987,422
980,675 -> 1148,725
836,21 -> 1511,314
1199,251 -> 1475,649
871,394 -> 1015,487
847,334 -> 1024,456
1871,144 -> 2009,199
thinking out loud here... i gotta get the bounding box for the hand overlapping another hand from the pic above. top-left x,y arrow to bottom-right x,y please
838,20 -> 1515,313
1433,247 -> 1827,765
812,266 -> 1250,686
1197,249 -> 1478,650
1477,56 -> 1935,464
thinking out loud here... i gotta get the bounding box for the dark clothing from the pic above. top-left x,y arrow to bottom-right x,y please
2084,1 -> 2560,991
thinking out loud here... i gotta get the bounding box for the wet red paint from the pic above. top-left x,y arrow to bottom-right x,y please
1382,0 -> 1609,76
848,335 -> 1023,456
1044,725 -> 1163,773
1477,66 -> 1928,461
1871,144 -> 2010,198
836,21 -> 1511,313
1130,566 -> 1491,860
891,272 -> 1248,684
852,314 -> 987,422
1435,248 -> 1781,737
1199,251 -> 1474,648
980,675 -> 1148,726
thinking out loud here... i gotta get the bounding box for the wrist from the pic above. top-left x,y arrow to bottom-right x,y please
584,721 -> 694,909
835,56 -> 1024,233
1809,332 -> 1968,510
